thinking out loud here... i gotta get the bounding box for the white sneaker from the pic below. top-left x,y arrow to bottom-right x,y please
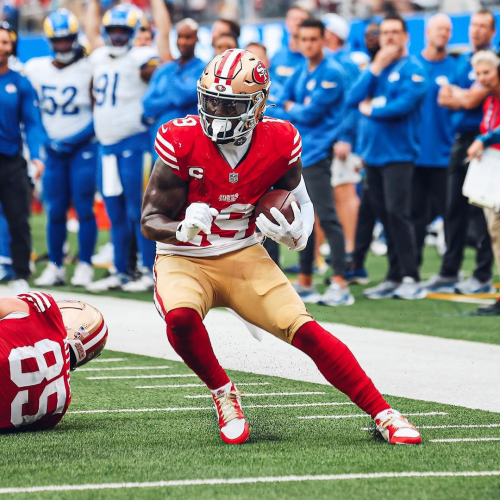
34,263 -> 65,286
91,243 -> 114,268
292,283 -> 322,303
85,273 -> 128,292
393,277 -> 426,300
374,409 -> 421,445
9,279 -> 30,294
319,282 -> 355,306
71,262 -> 94,287
121,273 -> 155,292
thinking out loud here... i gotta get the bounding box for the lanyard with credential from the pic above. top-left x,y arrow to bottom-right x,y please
485,97 -> 500,132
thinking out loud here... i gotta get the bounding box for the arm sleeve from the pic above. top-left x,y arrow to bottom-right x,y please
286,70 -> 344,126
142,69 -> 172,121
19,76 -> 47,160
337,106 -> 358,145
167,66 -> 202,108
154,123 -> 189,181
266,73 -> 296,120
346,68 -> 378,107
478,126 -> 500,147
291,176 -> 314,239
370,68 -> 428,120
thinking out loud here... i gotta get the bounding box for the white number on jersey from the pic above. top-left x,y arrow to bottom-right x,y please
8,340 -> 67,427
40,85 -> 80,116
172,117 -> 197,127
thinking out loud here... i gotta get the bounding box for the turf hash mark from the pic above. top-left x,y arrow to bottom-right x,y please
430,438 -> 500,443
135,382 -> 271,389
79,366 -> 171,372
298,412 -> 448,420
86,374 -> 199,380
1,471 -> 499,494
184,392 -> 327,398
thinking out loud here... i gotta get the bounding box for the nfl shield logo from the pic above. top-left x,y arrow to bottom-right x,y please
229,172 -> 239,183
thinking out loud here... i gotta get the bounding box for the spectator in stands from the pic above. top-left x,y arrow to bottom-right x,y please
142,18 -> 205,150
0,22 -> 45,294
425,9 -> 496,295
211,18 -> 240,46
466,51 -> 500,315
269,4 -> 308,101
348,13 -> 428,300
25,9 -> 98,289
413,14 -> 456,268
213,32 -> 238,55
269,18 -> 354,307
345,22 -> 381,285
323,13 -> 361,259
84,2 -> 159,292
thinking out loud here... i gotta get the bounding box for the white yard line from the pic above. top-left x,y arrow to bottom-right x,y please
430,438 -> 500,443
68,402 -> 354,415
136,383 -> 271,389
78,366 -> 170,372
184,392 -> 326,399
3,287 -> 499,412
298,412 -> 447,420
87,374 -> 197,380
1,471 -> 499,494
93,358 -> 125,363
362,424 -> 500,431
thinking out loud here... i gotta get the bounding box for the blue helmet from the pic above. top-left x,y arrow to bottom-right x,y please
102,4 -> 144,53
43,9 -> 80,63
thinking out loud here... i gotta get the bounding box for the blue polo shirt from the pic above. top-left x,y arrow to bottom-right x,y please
415,53 -> 457,167
347,55 -> 428,166
269,45 -> 305,103
268,56 -> 350,167
451,51 -> 484,134
142,56 -> 206,139
0,69 -> 45,159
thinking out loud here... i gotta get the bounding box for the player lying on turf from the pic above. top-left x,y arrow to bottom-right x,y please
0,294 -> 108,432
141,49 -> 421,445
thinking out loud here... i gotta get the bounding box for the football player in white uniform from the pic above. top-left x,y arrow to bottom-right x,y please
24,10 -> 98,288
84,3 -> 159,292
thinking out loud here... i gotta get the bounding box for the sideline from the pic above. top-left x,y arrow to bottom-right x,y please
2,286 -> 499,412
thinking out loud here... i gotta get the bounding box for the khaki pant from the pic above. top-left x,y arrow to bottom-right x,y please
154,244 -> 313,343
484,208 -> 500,276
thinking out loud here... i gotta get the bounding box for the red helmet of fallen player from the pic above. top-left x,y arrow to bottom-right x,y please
57,300 -> 108,370
197,48 -> 271,143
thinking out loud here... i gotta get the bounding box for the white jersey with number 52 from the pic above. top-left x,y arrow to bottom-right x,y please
24,56 -> 93,141
89,45 -> 157,145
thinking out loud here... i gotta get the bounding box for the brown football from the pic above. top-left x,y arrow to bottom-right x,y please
255,190 -> 300,225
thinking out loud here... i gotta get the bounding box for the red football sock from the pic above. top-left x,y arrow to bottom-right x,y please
292,321 -> 390,418
166,308 -> 230,390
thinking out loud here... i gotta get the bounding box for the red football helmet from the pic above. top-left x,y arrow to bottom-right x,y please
57,300 -> 108,370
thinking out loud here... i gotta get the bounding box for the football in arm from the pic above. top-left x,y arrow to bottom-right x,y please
255,190 -> 300,225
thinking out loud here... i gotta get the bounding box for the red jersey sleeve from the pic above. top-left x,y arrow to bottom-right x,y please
154,117 -> 198,182
262,118 -> 302,167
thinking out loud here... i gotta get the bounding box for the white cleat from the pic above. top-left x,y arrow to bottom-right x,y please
71,262 -> 94,287
374,409 -> 422,445
91,242 -> 114,267
9,279 -> 30,294
121,273 -> 155,292
212,382 -> 250,445
34,262 -> 65,286
85,273 -> 128,292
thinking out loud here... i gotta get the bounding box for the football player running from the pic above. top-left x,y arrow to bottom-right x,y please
84,2 -> 159,293
0,293 -> 108,432
141,49 -> 422,446
25,9 -> 98,289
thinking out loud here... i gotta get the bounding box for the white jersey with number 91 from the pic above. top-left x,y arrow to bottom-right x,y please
24,56 -> 93,141
89,45 -> 157,146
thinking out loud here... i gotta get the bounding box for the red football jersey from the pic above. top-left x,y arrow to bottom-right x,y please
0,293 -> 71,432
154,115 -> 302,256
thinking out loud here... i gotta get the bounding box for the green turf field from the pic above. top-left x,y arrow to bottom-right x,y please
29,214 -> 500,346
1,350 -> 499,499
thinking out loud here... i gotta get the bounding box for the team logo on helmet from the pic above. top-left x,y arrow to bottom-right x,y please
253,62 -> 269,84
215,84 -> 227,92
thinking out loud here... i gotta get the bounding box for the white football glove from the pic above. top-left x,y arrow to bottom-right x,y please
176,203 -> 219,242
255,202 -> 306,251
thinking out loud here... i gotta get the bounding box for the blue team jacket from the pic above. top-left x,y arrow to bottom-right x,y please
269,45 -> 305,104
142,56 -> 206,140
415,54 -> 457,167
0,69 -> 45,159
347,55 -> 428,166
451,52 -> 484,134
268,56 -> 352,168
